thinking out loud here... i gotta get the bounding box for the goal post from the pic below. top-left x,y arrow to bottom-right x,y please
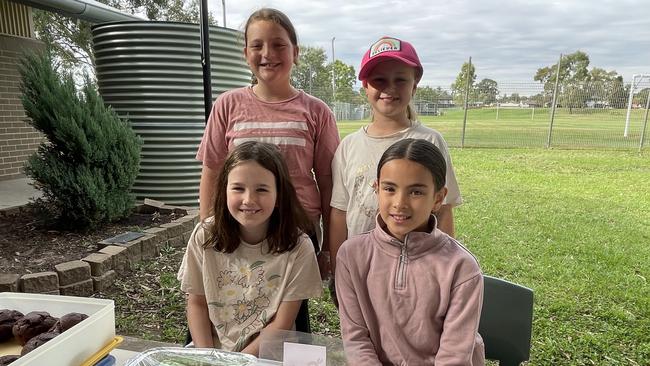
625,74 -> 650,137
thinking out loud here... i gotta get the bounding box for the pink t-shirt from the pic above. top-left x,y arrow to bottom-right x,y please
196,87 -> 340,219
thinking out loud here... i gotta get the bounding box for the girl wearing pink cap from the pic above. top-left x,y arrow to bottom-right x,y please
329,36 -> 462,274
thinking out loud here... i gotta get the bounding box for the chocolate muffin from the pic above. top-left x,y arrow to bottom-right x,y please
49,312 -> 88,333
11,311 -> 58,346
0,355 -> 20,366
20,332 -> 58,356
0,309 -> 23,342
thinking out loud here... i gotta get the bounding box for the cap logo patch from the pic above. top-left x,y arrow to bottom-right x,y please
369,38 -> 401,58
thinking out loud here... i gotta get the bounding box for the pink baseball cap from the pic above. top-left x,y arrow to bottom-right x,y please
358,36 -> 423,82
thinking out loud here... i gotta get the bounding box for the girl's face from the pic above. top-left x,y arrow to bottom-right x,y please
376,158 -> 446,241
244,20 -> 298,89
226,160 -> 278,244
363,60 -> 417,120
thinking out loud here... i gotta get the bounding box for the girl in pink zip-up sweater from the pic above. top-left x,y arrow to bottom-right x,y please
336,138 -> 484,365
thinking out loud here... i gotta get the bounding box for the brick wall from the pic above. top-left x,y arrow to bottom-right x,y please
0,34 -> 44,181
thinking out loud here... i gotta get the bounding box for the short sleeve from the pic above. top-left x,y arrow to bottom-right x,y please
282,235 -> 323,301
196,94 -> 230,170
312,102 -> 340,179
434,135 -> 462,207
329,142 -> 348,211
178,222 -> 207,295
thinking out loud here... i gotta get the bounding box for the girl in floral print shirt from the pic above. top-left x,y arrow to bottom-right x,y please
178,141 -> 322,355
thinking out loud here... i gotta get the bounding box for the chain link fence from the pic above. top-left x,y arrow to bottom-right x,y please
325,79 -> 650,150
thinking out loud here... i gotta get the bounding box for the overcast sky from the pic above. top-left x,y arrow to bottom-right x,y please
207,0 -> 650,88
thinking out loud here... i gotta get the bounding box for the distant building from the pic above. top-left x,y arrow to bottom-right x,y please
498,102 -> 532,108
586,100 -> 609,108
0,1 -> 44,180
413,96 -> 455,115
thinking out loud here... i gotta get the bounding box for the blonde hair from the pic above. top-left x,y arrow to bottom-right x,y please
367,96 -> 419,123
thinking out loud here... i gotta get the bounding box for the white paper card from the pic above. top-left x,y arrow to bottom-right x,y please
283,342 -> 326,366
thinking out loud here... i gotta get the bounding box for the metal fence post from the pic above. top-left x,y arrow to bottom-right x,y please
461,57 -> 472,148
546,53 -> 562,148
640,91 -> 650,152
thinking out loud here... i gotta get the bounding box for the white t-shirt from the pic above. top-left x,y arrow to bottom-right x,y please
177,219 -> 322,351
330,121 -> 462,237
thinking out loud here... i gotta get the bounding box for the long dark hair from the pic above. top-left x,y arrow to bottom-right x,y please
377,138 -> 446,191
204,141 -> 312,254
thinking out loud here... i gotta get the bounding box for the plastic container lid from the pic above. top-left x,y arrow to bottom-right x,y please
124,347 -> 257,366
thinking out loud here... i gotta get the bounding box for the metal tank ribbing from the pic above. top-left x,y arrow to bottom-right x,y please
92,21 -> 251,206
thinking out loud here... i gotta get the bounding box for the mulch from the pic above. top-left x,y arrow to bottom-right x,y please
0,206 -> 183,275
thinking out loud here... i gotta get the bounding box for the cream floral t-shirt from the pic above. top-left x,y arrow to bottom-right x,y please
178,219 -> 322,351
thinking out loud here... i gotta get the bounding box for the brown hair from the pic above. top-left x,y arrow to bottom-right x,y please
368,103 -> 418,123
244,7 -> 298,51
204,141 -> 312,254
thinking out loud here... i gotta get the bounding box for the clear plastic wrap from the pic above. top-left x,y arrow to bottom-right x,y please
124,347 -> 257,366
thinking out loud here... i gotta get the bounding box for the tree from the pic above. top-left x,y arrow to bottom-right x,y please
534,51 -> 590,86
291,46 -> 359,105
331,60 -> 357,103
416,86 -> 450,102
533,51 -> 621,112
451,62 -> 476,106
34,0 -> 216,75
291,46 -> 332,103
633,88 -> 649,106
476,78 -> 498,105
20,51 -> 142,228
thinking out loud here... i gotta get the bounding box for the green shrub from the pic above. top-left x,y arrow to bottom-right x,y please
19,51 -> 142,229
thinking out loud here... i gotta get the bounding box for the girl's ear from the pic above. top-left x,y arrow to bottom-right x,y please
431,186 -> 447,213
372,180 -> 378,194
412,83 -> 418,97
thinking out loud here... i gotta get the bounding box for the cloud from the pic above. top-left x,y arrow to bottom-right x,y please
211,0 -> 650,86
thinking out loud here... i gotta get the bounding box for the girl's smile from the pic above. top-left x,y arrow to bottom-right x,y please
389,214 -> 411,223
226,160 -> 278,244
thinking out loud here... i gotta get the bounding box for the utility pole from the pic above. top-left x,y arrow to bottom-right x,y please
221,0 -> 226,28
331,37 -> 336,103
461,57 -> 472,148
200,0 -> 212,123
547,53 -> 563,148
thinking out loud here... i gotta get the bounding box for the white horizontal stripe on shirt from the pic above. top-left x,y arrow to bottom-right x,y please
233,136 -> 307,147
233,121 -> 309,131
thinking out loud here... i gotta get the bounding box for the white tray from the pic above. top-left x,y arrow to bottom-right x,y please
0,292 -> 115,366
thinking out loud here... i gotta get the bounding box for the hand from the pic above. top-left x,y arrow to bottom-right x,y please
317,251 -> 332,281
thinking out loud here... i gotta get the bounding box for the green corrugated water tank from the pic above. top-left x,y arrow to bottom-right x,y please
92,21 -> 251,207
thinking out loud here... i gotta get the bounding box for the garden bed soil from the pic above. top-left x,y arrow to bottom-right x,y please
0,207 -> 185,274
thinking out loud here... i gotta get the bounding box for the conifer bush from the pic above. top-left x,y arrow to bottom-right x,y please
19,51 -> 142,228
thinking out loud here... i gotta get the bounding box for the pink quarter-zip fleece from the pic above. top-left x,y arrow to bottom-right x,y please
336,215 -> 485,365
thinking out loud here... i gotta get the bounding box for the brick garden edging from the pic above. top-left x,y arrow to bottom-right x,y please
0,204 -> 199,296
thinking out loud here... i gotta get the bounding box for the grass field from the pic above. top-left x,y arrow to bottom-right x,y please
338,108 -> 649,149
308,147 -> 650,364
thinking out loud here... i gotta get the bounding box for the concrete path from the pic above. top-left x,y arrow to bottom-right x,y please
0,177 -> 41,210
